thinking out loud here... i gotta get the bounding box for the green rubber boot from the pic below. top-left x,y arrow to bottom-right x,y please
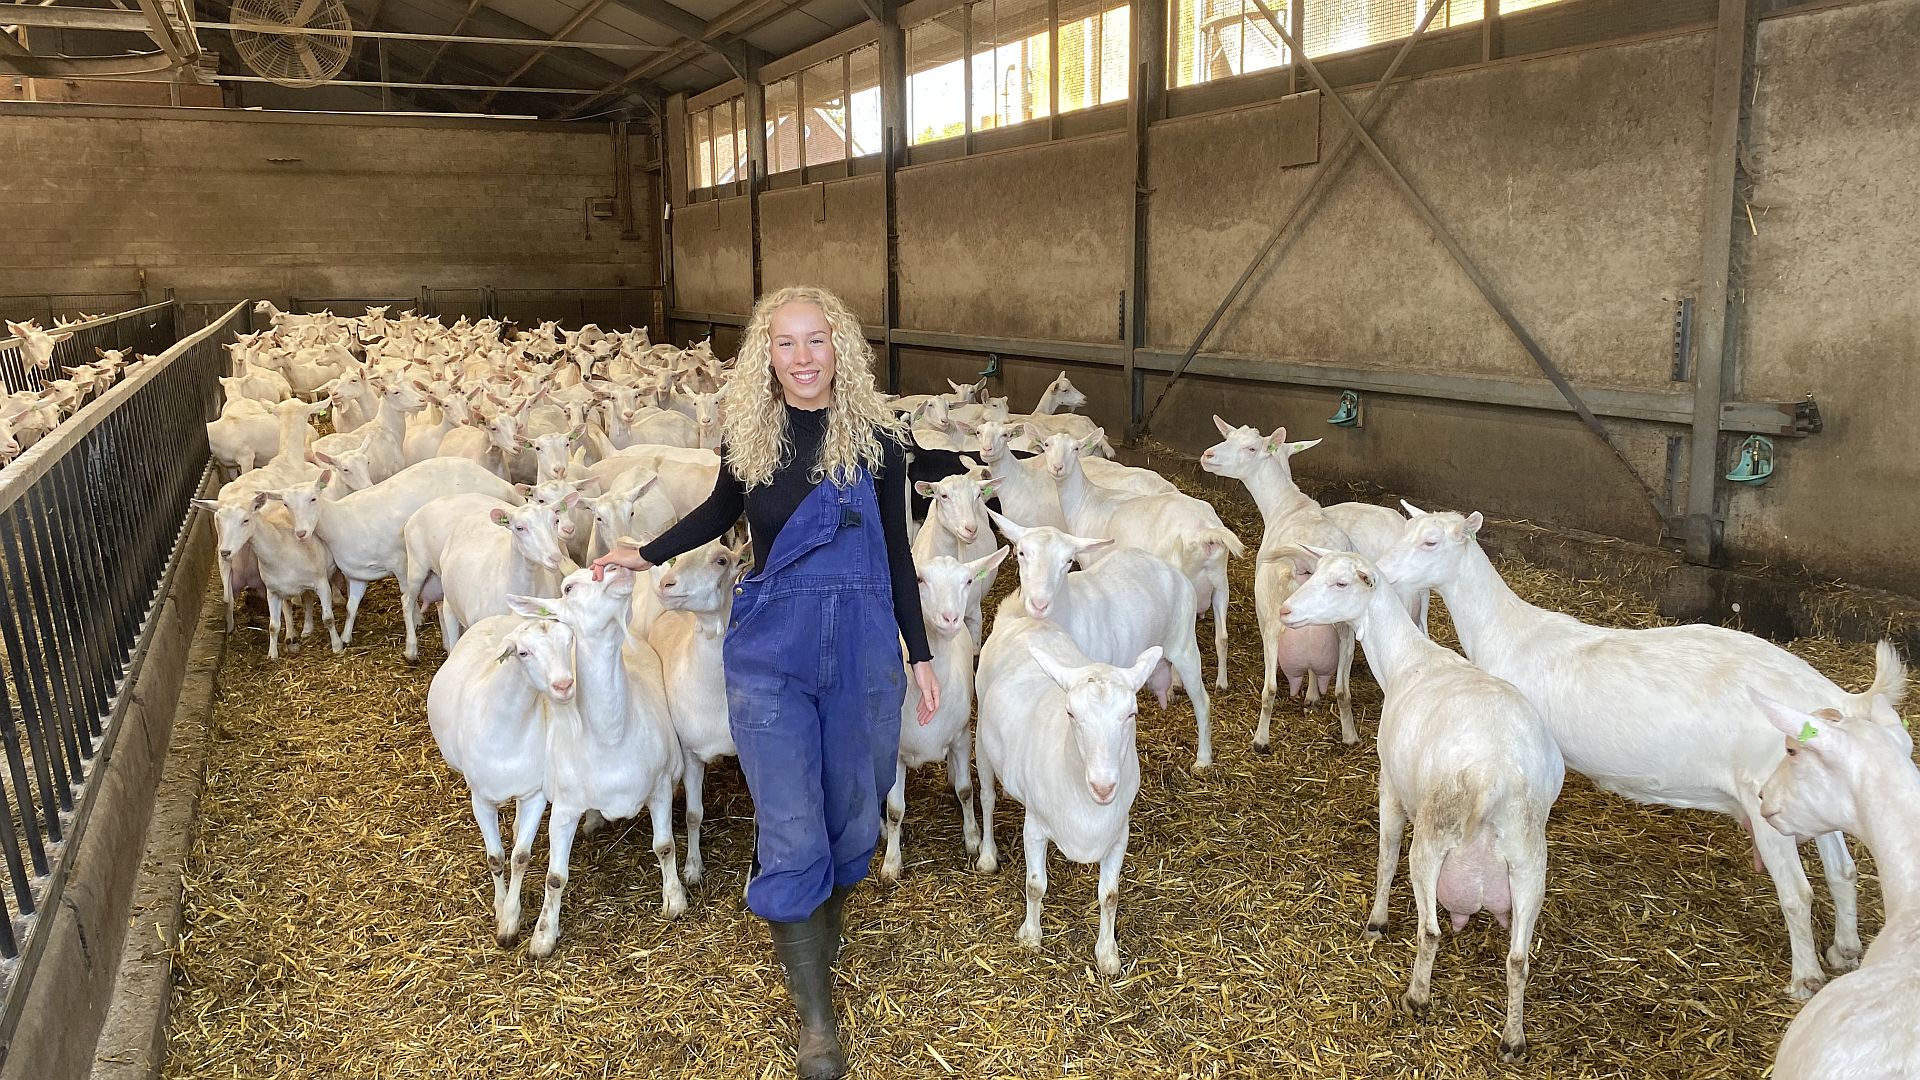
767,909 -> 847,1080
822,885 -> 855,965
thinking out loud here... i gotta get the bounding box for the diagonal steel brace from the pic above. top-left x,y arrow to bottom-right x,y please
1140,0 -> 1452,438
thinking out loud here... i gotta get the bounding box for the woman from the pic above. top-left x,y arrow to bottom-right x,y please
591,285 -> 938,1080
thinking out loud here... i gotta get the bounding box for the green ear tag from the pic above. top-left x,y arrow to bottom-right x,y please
1798,721 -> 1819,743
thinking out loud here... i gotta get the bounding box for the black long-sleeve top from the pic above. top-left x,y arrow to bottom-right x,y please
636,405 -> 932,664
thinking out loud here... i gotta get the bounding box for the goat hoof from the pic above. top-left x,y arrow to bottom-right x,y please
1398,993 -> 1429,1020
1787,974 -> 1826,1001
495,928 -> 520,948
1362,921 -> 1387,941
1499,1037 -> 1527,1062
1825,944 -> 1863,973
1251,741 -> 1271,755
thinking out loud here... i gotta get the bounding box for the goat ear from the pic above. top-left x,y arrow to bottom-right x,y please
1124,646 -> 1165,692
252,491 -> 272,509
1750,690 -> 1821,741
970,545 -> 1010,581
1286,438 -> 1321,456
1464,511 -> 1484,537
506,594 -> 560,619
1070,536 -> 1115,566
986,509 -> 1027,542
1400,499 -> 1427,518
560,490 -> 584,509
490,508 -> 512,528
1031,646 -> 1080,691
1869,695 -> 1904,727
513,483 -> 532,496
914,481 -> 937,498
190,498 -> 220,513
1213,415 -> 1233,437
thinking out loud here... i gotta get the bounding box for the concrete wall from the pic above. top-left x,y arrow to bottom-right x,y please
671,196 -> 755,315
760,176 -> 887,324
1734,0 -> 1920,595
897,133 -> 1132,342
0,107 -> 656,306
647,1 -> 1920,597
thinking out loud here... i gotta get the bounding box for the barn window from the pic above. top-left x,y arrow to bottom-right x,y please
908,11 -> 968,144
765,76 -> 800,174
1058,0 -> 1131,112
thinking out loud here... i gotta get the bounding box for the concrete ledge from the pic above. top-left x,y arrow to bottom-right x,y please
0,517 -> 214,1080
88,585 -> 226,1080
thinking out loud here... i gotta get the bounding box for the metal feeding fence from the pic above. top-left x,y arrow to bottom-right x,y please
0,303 -> 177,396
0,301 -> 241,1002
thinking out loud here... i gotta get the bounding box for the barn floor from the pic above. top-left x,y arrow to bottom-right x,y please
162,474 -> 1904,1080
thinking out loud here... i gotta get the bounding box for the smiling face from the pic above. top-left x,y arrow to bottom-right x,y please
768,301 -> 837,410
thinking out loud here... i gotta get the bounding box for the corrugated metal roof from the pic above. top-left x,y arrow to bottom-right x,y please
194,0 -> 880,118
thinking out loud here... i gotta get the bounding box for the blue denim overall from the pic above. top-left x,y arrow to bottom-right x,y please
725,468 -> 908,922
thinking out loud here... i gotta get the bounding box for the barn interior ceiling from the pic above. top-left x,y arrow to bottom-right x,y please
0,0 -> 871,119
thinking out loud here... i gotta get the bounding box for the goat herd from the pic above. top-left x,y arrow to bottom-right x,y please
189,303 -> 1915,1076
1,316 -> 147,462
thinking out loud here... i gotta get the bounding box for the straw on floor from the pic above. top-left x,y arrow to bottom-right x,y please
164,472 -> 1908,1079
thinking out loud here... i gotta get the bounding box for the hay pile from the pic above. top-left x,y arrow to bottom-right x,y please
165,475 -> 1908,1079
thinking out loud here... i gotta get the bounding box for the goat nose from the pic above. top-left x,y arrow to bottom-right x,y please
1089,780 -> 1117,803
552,677 -> 574,695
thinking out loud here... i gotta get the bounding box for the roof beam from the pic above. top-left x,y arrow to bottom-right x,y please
417,0 -> 488,81
604,0 -> 752,73
554,0 -> 788,119
472,0 -> 615,109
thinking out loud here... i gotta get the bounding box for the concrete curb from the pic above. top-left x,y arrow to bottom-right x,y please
88,584 -> 226,1080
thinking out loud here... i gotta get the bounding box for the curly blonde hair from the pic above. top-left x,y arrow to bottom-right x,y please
721,285 -> 904,489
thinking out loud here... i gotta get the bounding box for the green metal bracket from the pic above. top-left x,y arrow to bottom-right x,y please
1327,389 -> 1361,427
1726,435 -> 1774,485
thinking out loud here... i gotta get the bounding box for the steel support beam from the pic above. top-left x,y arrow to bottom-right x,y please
1121,0 -> 1166,442
472,0 -> 616,109
1233,0 -> 1672,527
742,63 -> 766,297
194,20 -> 667,50
419,0 -> 495,81
1140,0 -> 1448,436
606,0 -> 751,72
875,0 -> 905,390
1683,0 -> 1757,564
557,0 -> 781,120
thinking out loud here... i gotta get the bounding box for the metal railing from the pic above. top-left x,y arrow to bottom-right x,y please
0,292 -> 145,332
0,303 -> 177,395
0,301 -> 240,1005
285,286 -> 660,331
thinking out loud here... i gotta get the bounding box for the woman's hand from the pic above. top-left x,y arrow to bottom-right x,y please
912,661 -> 940,726
590,537 -> 652,581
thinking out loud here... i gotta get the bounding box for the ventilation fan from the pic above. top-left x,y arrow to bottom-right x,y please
229,0 -> 354,88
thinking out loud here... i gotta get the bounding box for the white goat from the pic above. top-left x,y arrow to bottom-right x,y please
1377,505 -> 1905,999
881,549 -> 1008,883
400,493 -> 575,660
427,614 -> 576,947
1044,431 -> 1243,692
647,539 -> 748,885
194,494 -> 340,658
1279,550 -> 1562,1061
975,611 -> 1161,976
989,513 -> 1214,771
272,459 -> 522,647
521,567 -> 688,958
967,420 -> 1064,528
1752,646 -> 1917,1079
1201,418 -> 1371,747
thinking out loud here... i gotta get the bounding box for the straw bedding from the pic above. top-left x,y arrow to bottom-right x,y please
163,468 -> 1911,1079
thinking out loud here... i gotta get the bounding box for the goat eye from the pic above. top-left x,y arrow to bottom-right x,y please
1785,746 -> 1798,757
